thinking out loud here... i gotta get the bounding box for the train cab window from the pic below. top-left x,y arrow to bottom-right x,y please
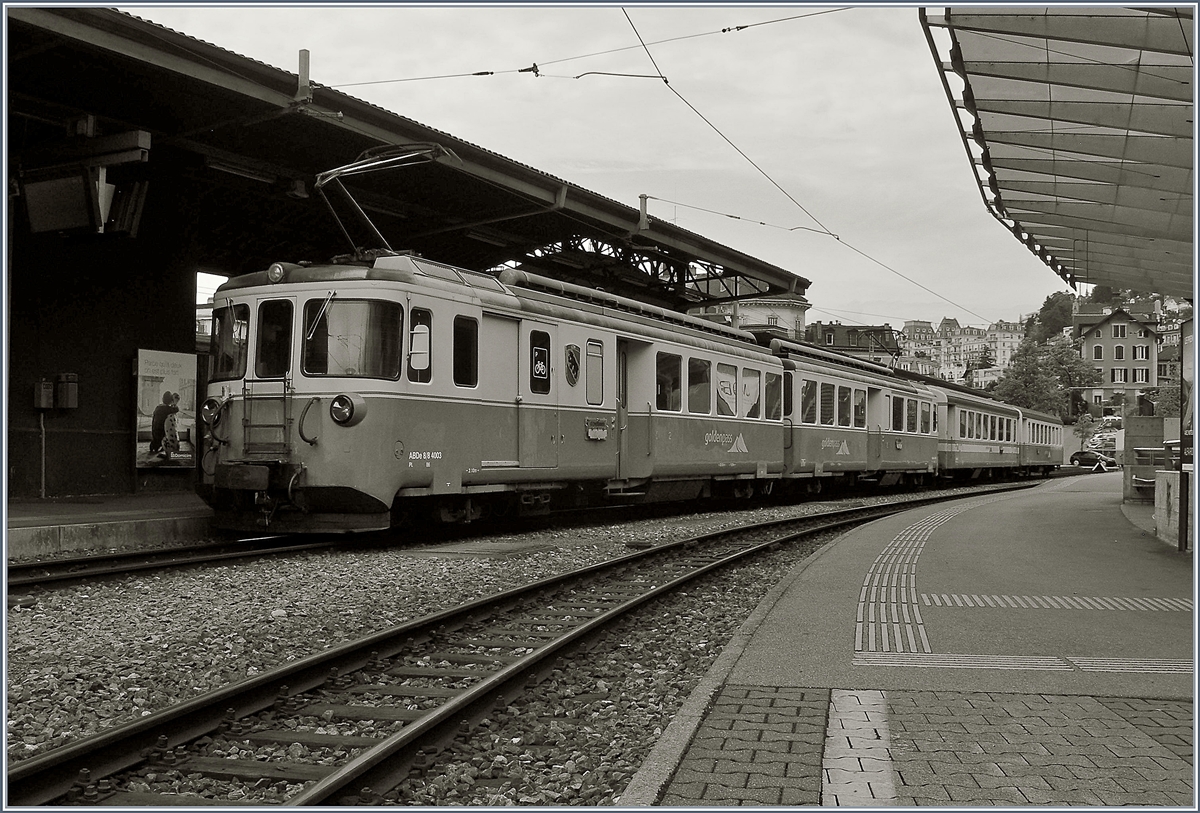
656,353 -> 682,411
586,340 -> 604,405
853,389 -> 866,428
688,358 -> 711,414
453,316 -> 478,387
783,372 -> 794,417
255,300 -> 293,379
906,399 -> 918,433
406,308 -> 432,383
799,379 -> 817,424
741,368 -> 761,418
210,303 -> 249,381
304,299 -> 403,379
892,396 -> 905,432
716,363 -> 737,416
836,386 -> 851,427
530,330 -> 551,394
764,372 -> 783,420
920,402 -> 931,434
820,382 -> 836,426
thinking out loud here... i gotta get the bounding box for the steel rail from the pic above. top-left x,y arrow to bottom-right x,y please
7,483 -> 1041,806
6,537 -> 331,590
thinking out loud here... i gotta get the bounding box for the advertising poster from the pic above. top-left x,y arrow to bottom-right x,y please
135,349 -> 197,468
1182,319 -> 1193,472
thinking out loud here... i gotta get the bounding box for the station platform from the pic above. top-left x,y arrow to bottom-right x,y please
5,490 -> 214,560
623,471 -> 1195,806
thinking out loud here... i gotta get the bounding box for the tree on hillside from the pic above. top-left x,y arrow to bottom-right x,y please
992,334 -> 1100,420
1086,285 -> 1119,306
991,340 -> 1062,416
1023,291 -> 1077,344
1042,334 -> 1101,417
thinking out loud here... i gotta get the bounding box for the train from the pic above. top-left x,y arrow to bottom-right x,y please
196,252 -> 1063,532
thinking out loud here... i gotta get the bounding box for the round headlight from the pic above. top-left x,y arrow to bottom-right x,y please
200,397 -> 225,426
330,395 -> 354,424
266,262 -> 286,283
330,393 -> 367,426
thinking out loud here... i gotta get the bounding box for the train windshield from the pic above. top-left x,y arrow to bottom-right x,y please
302,299 -> 403,378
209,303 -> 249,382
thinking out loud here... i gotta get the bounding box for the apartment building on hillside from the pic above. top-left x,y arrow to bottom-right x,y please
1073,307 -> 1158,410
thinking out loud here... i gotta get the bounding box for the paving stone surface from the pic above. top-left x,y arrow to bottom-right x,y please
655,687 -> 1194,806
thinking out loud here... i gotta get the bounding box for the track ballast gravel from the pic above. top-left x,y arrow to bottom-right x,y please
6,489 -> 990,804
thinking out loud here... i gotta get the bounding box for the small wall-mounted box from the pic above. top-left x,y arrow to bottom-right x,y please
35,378 -> 55,409
56,373 -> 78,408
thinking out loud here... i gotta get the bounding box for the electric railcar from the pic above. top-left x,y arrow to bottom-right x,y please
196,253 -> 1062,532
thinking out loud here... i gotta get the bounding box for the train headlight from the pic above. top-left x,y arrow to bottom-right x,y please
266,262 -> 287,283
200,397 -> 225,426
330,393 -> 367,426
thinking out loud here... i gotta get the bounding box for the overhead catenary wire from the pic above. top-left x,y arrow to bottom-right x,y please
329,9 -> 848,88
319,5 -> 1000,325
620,9 -> 996,325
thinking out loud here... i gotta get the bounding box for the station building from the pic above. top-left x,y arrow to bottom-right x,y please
6,8 -> 808,500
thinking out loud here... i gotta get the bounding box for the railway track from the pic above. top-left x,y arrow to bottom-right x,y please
8,484 -> 1039,806
9,474 -> 1082,595
6,537 -> 337,594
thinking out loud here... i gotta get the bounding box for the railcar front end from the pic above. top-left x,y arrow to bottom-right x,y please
197,262 -> 422,532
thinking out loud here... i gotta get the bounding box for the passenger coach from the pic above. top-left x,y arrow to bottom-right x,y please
197,255 -> 786,532
771,340 -> 938,490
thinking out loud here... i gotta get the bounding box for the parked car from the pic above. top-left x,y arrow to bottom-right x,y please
1070,449 -> 1117,467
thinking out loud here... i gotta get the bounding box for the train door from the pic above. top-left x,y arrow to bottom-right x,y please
866,388 -> 887,467
480,314 -> 520,468
616,338 -> 653,480
243,296 -> 295,455
617,340 -> 630,479
518,321 -> 559,467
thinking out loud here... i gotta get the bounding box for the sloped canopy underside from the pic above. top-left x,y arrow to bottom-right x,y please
922,6 -> 1194,300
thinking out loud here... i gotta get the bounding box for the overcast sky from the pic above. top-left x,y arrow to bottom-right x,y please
123,3 -> 1073,329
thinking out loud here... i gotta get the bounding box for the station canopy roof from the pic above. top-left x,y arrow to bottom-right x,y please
921,6 -> 1194,300
7,7 -> 808,312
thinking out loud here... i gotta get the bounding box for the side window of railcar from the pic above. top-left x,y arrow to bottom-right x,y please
406,308 -> 432,383
656,353 -> 682,411
820,382 -> 836,426
210,303 -> 249,381
305,299 -> 403,379
255,300 -> 293,379
765,373 -> 783,420
853,389 -> 866,428
991,416 -> 998,440
959,410 -> 967,439
783,372 -> 794,417
920,401 -> 931,434
800,379 -> 817,424
586,340 -> 604,405
530,330 -> 551,394
892,396 -> 905,432
716,363 -> 737,416
741,368 -> 761,418
837,386 -> 851,427
906,399 -> 918,433
453,316 -> 478,387
688,358 -> 711,414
